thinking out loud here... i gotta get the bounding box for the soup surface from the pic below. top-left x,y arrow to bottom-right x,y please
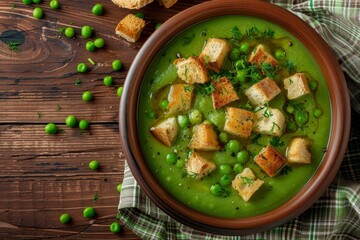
137,15 -> 331,218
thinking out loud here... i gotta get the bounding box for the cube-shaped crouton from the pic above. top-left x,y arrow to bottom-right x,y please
283,73 -> 311,100
189,123 -> 221,151
185,151 -> 216,179
111,0 -> 153,9
244,77 -> 281,106
211,77 -> 239,109
248,44 -> 279,67
167,84 -> 194,115
253,106 -> 285,136
159,0 -> 177,8
224,107 -> 254,138
286,138 -> 312,164
254,145 -> 286,177
150,117 -> 178,147
173,57 -> 209,84
199,38 -> 231,73
232,168 -> 264,202
115,14 -> 146,43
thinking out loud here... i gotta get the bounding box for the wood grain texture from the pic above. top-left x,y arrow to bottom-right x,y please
0,0 -> 207,238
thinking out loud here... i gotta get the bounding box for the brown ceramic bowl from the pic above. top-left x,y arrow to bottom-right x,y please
119,0 -> 351,235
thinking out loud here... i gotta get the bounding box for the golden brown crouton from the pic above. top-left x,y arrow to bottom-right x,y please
283,73 -> 311,100
173,57 -> 209,84
199,38 -> 231,73
189,123 -> 221,151
254,145 -> 286,177
224,107 -> 254,138
232,168 -> 264,202
211,77 -> 239,109
248,44 -> 279,67
253,106 -> 285,137
167,84 -> 194,115
286,138 -> 312,164
158,0 -> 177,8
244,77 -> 281,106
115,14 -> 146,43
111,0 -> 153,9
185,151 -> 216,179
150,117 -> 178,147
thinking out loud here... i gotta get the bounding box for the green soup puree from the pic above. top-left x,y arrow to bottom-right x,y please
137,15 -> 331,218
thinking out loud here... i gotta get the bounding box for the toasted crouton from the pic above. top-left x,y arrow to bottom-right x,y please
244,77 -> 281,106
253,106 -> 285,136
150,117 -> 178,147
248,44 -> 279,67
115,14 -> 146,43
199,38 -> 231,73
224,107 -> 254,138
254,145 -> 286,177
286,138 -> 312,164
167,84 -> 194,115
189,123 -> 221,151
283,73 -> 311,100
173,57 -> 209,84
158,0 -> 177,8
186,151 -> 216,179
232,168 -> 264,202
111,0 -> 153,9
211,77 -> 239,109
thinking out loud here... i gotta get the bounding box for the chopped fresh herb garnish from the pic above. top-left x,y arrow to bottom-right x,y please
93,192 -> 100,202
188,172 -> 198,179
12,3 -> 17,9
7,41 -> 20,52
252,134 -> 262,146
280,165 -> 292,175
195,82 -> 215,96
185,148 -> 192,159
75,79 -> 81,85
183,33 -> 195,45
205,55 -> 210,65
262,28 -> 275,38
241,176 -> 254,186
88,58 -> 95,65
56,105 -> 61,111
262,107 -> 273,118
201,30 -> 207,36
260,63 -> 277,79
270,137 -> 285,147
283,60 -> 296,74
245,27 -> 274,40
37,112 -> 43,118
58,27 -> 65,34
184,85 -> 193,93
270,122 -> 281,133
231,26 -> 242,39
240,101 -> 253,111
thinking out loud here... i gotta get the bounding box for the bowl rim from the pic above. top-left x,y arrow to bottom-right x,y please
119,0 -> 351,235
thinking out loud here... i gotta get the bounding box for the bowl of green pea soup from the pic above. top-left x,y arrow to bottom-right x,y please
119,0 -> 350,235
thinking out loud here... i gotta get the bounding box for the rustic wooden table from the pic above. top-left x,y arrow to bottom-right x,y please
0,0 -> 206,238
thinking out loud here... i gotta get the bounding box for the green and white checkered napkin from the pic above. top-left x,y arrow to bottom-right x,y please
118,1 -> 360,239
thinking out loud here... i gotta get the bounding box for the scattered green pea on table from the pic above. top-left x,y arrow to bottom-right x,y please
112,59 -> 122,71
82,91 -> 93,102
33,7 -> 43,19
109,222 -> 122,233
92,4 -> 103,16
59,213 -> 71,224
103,76 -> 113,86
89,160 -> 100,170
81,25 -> 93,38
94,38 -> 105,48
117,87 -> 123,97
44,123 -> 58,134
64,27 -> 75,38
65,115 -> 77,128
49,0 -> 60,9
77,63 -> 88,73
83,207 -> 96,218
85,41 -> 96,52
79,120 -> 90,130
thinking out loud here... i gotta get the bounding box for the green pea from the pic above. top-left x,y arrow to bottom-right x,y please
112,59 -> 123,71
117,87 -> 123,97
219,164 -> 232,175
230,48 -> 241,60
82,91 -> 93,102
65,115 -> 77,128
226,139 -> 241,153
94,38 -> 105,48
234,59 -> 246,70
77,63 -> 88,73
134,12 -> 144,19
110,222 -> 122,233
219,174 -> 232,187
285,105 -> 295,114
81,25 -> 93,38
83,207 -> 95,218
239,42 -> 250,53
117,183 -> 122,193
92,4 -> 103,16
45,123 -> 57,134
49,0 -> 60,9
59,213 -> 71,224
88,160 -> 100,170
177,115 -> 190,129
22,0 -> 32,5
233,163 -> 244,174
219,132 -> 229,143
286,120 -> 298,132
309,80 -> 319,91
79,120 -> 90,130
295,110 -> 309,126
314,108 -> 322,118
236,150 -> 249,164
189,109 -> 202,125
166,152 -> 177,164
64,27 -> 75,38
146,110 -> 155,119
210,184 -> 222,196
160,100 -> 169,110
175,159 -> 184,168
274,49 -> 286,60
235,69 -> 247,83
33,7 -> 43,19
103,76 -> 113,86
86,41 -> 96,52
155,22 -> 162,30
32,0 -> 41,3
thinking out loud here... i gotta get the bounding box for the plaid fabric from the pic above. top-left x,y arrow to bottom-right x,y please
118,1 -> 360,239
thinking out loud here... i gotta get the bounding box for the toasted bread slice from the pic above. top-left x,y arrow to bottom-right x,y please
224,107 -> 254,138
185,151 -> 216,179
174,57 -> 209,84
167,84 -> 194,115
158,0 -> 177,8
286,138 -> 312,164
253,106 -> 285,137
232,168 -> 264,202
150,117 -> 178,147
248,44 -> 279,67
111,0 -> 153,9
283,73 -> 311,100
244,77 -> 281,106
199,38 -> 230,73
211,77 -> 239,109
189,123 -> 222,151
254,145 -> 286,177
115,14 -> 146,43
